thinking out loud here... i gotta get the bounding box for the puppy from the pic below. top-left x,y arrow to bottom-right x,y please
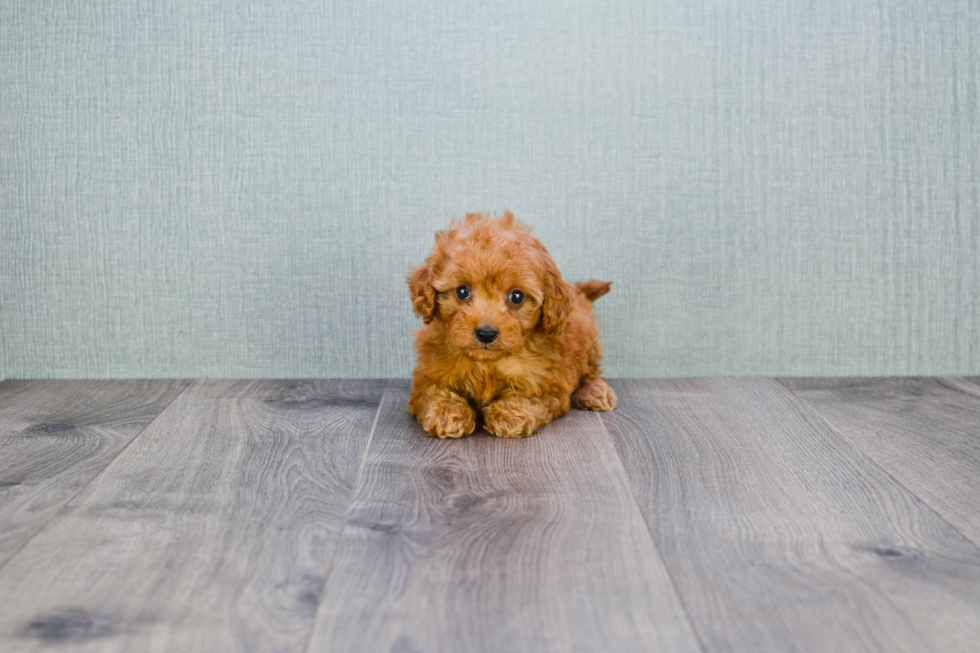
407,212 -> 616,439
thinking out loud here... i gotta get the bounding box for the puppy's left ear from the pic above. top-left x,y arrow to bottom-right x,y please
408,265 -> 437,323
540,256 -> 575,336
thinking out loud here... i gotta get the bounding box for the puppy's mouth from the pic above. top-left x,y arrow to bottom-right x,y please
462,345 -> 507,361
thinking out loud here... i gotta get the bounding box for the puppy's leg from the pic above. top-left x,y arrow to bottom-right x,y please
409,385 -> 476,439
572,377 -> 617,411
483,394 -> 567,439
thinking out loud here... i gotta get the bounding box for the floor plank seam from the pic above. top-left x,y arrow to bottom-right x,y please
775,378 -> 980,551
591,410 -> 709,653
0,379 -> 195,575
301,381 -> 388,653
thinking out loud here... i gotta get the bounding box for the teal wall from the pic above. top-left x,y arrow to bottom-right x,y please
2,0 -> 978,379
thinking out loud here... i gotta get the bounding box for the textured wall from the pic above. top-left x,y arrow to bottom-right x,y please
1,0 -> 978,379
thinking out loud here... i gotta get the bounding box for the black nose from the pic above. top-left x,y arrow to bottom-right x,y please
474,326 -> 499,344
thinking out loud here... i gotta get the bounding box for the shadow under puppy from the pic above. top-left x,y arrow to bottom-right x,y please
407,212 -> 616,439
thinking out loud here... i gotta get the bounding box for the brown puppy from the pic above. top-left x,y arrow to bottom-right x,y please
407,212 -> 616,439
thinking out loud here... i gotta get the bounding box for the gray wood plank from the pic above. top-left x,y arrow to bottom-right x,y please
0,379 -> 190,568
307,382 -> 702,653
604,378 -> 980,653
780,377 -> 980,547
0,379 -> 384,653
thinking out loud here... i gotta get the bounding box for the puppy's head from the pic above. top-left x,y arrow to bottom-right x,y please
408,212 -> 574,361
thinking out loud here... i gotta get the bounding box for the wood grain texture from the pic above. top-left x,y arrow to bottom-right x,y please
780,377 -> 980,547
604,378 -> 980,653
307,382 -> 702,653
0,379 -> 190,568
0,379 -> 384,653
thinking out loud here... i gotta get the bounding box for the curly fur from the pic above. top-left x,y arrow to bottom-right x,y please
407,212 -> 616,439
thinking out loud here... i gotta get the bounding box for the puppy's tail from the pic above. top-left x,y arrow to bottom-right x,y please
574,280 -> 612,302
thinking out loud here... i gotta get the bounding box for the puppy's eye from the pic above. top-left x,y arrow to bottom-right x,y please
455,286 -> 471,300
508,290 -> 525,305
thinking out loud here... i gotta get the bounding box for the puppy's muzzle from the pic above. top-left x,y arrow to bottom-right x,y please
474,326 -> 499,345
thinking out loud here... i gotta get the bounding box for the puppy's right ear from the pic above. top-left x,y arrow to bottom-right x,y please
408,265 -> 437,323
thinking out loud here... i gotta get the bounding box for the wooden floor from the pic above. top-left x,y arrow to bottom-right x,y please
0,378 -> 978,652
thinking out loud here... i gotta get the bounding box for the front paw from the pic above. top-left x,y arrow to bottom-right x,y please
421,396 -> 476,439
483,399 -> 541,439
